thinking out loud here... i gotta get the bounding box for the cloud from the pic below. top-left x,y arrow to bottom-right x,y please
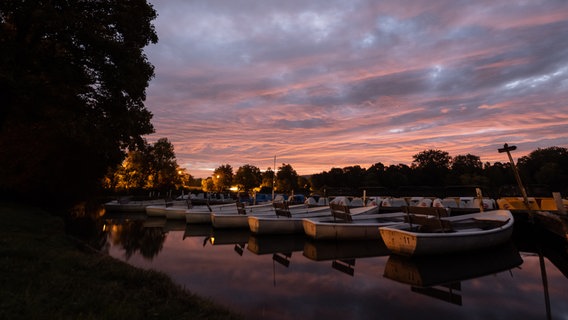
145,0 -> 568,178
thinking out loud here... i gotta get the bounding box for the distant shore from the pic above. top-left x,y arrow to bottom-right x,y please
0,202 -> 242,319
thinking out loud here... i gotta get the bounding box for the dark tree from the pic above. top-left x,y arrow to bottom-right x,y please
0,1 -> 158,205
261,168 -> 275,188
482,161 -> 515,196
412,149 -> 451,186
342,165 -> 365,189
234,164 -> 262,192
276,163 -> 299,194
148,138 -> 180,191
383,164 -> 411,189
449,154 -> 485,185
517,147 -> 568,194
213,164 -> 233,192
364,162 -> 386,187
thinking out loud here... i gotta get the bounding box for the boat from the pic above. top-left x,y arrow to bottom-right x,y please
302,204 -> 405,240
188,192 -> 236,205
184,202 -> 244,224
248,203 -> 332,235
379,209 -> 514,256
378,197 -> 408,213
211,202 -> 314,229
163,205 -> 190,220
104,198 -> 164,213
146,199 -> 191,217
209,202 -> 287,228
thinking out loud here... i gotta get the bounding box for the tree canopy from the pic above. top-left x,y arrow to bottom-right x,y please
105,138 -> 190,193
212,164 -> 233,192
0,1 -> 158,205
234,164 -> 262,192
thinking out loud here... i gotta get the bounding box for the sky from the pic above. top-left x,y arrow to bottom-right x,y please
143,0 -> 568,179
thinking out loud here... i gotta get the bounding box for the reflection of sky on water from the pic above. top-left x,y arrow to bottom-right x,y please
108,228 -> 568,320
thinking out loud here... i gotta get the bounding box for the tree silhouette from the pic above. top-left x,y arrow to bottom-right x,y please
412,149 -> 451,186
213,164 -> 233,192
276,163 -> 299,194
234,164 -> 262,193
0,1 -> 158,206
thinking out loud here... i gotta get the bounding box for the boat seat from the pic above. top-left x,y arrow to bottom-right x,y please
330,203 -> 352,222
404,214 -> 453,232
453,219 -> 508,230
273,202 -> 291,218
405,206 -> 449,217
236,202 -> 247,215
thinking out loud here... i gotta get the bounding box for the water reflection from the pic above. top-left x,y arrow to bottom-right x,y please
383,243 -> 523,306
98,213 -> 568,319
303,240 -> 391,276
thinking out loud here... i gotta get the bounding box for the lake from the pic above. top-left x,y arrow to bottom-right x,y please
100,215 -> 568,320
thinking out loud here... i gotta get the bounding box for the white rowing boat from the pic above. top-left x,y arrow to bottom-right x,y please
302,204 -> 404,240
379,210 -> 514,256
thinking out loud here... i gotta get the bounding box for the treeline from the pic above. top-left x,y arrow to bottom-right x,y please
309,147 -> 568,197
108,146 -> 568,199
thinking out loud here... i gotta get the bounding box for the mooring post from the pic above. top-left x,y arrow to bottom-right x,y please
498,143 -> 533,222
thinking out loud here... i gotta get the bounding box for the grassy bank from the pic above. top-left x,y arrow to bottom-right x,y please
0,202 -> 242,319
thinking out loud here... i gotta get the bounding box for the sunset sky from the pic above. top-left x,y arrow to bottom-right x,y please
143,0 -> 568,178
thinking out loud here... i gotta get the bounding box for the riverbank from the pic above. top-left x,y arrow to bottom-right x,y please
0,202 -> 242,319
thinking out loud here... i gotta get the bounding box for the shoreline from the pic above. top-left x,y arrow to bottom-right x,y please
0,202 -> 242,319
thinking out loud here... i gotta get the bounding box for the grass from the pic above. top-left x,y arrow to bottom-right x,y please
0,202 -> 242,320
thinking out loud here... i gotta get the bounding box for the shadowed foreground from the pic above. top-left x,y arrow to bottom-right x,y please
0,202 -> 241,320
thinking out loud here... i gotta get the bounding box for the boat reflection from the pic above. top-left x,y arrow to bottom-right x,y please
162,220 -> 186,232
247,234 -> 306,255
248,234 -> 307,268
183,224 -> 213,238
143,217 -> 166,228
303,239 -> 391,276
383,242 -> 523,304
207,228 -> 251,256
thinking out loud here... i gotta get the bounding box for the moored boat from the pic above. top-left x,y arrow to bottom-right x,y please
248,204 -> 332,235
379,209 -> 514,256
302,204 -> 404,240
146,199 -> 191,217
211,203 -> 306,229
104,198 -> 164,213
185,202 -> 243,224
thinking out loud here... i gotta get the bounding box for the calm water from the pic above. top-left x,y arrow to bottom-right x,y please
101,215 -> 568,320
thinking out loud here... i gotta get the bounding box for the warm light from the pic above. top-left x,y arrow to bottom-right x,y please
210,237 -> 215,245
230,186 -> 239,191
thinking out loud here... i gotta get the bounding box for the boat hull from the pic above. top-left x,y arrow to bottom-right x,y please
211,211 -> 274,228
248,207 -> 332,235
105,199 -> 163,213
379,210 -> 514,256
164,207 -> 188,220
302,210 -> 404,241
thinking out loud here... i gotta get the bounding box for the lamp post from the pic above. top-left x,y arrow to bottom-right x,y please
498,143 -> 533,222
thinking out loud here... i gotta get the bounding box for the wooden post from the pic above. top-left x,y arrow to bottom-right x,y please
553,192 -> 566,215
498,143 -> 533,222
475,188 -> 484,213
